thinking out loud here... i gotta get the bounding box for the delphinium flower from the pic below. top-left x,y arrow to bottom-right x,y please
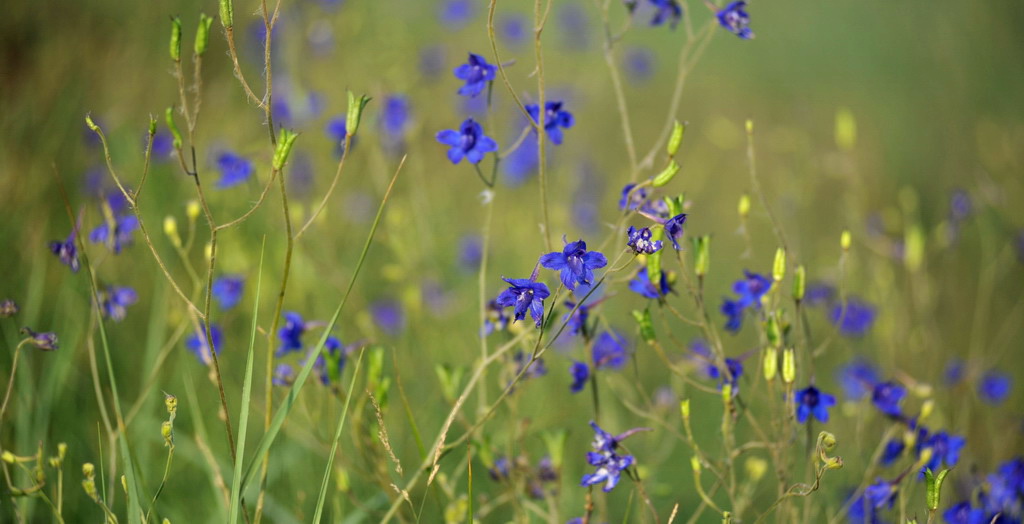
849,479 -> 897,524
185,323 -> 223,365
99,286 -> 138,322
288,152 -> 314,201
629,267 -> 672,299
0,299 -> 18,318
803,282 -> 836,306
458,234 -> 483,269
619,183 -> 649,212
436,118 -> 498,165
580,421 -> 647,492
325,116 -> 353,156
526,101 -> 574,145
979,370 -> 1012,404
830,297 -> 877,337
872,381 -> 907,417
539,238 -> 607,291
569,361 -> 590,393
483,299 -> 510,336
716,1 -> 754,39
983,458 -> 1024,520
49,229 -> 80,273
949,189 -> 972,223
529,456 -> 559,498
512,351 -> 547,380
489,456 -> 511,481
453,53 -> 496,97
272,363 -> 295,386
943,502 -> 987,524
212,275 -> 245,310
944,359 -> 966,385
379,95 -> 410,142
648,0 -> 683,29
498,14 -> 527,46
563,300 -> 594,336
502,131 -> 539,186
720,270 -> 771,332
837,359 -> 880,400
880,439 -> 905,466
371,299 -> 405,336
20,328 -> 58,351
496,269 -> 551,328
440,0 -> 474,30
150,129 -> 174,160
688,339 -> 744,391
794,385 -> 837,424
592,331 -> 628,370
918,430 -> 966,472
626,226 -> 663,255
90,192 -> 139,254
215,151 -> 254,189
624,47 -> 655,82
277,312 -> 307,356
316,336 -> 349,385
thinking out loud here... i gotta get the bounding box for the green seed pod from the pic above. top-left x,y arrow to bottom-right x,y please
926,468 -> 950,511
148,115 -> 157,137
219,0 -> 234,29
792,264 -> 806,302
664,194 -> 685,218
632,309 -> 656,345
195,13 -> 214,56
692,235 -> 710,278
652,159 -> 680,188
765,315 -> 781,347
272,128 -> 299,170
169,16 -> 182,62
165,107 -> 182,149
763,347 -> 778,381
667,120 -> 685,157
345,91 -> 372,138
772,247 -> 786,283
781,348 -> 796,384
85,114 -> 100,133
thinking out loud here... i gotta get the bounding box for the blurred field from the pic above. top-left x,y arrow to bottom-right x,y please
1,0 -> 1024,522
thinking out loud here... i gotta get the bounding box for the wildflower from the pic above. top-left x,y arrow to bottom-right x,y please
49,230 -> 80,272
623,47 -> 655,82
563,300 -> 592,336
627,226 -> 663,255
872,381 -> 907,417
272,363 -> 294,386
277,312 -> 306,356
489,456 -> 511,481
215,151 -> 254,189
498,15 -> 527,46
496,271 -> 551,327
453,53 -> 496,97
721,300 -> 744,332
837,359 -> 879,400
502,128 -> 539,185
794,385 -> 837,424
688,339 -> 743,391
569,361 -> 590,393
804,282 -> 836,306
436,118 -> 498,165
918,430 -> 965,472
441,0 -> 475,30
526,101 -> 574,145
20,328 -> 58,351
592,331 -> 628,370
212,275 -> 245,310
662,214 -> 688,250
325,117 -> 354,156
619,183 -> 648,212
979,370 -> 1011,404
379,95 -> 410,140
648,0 -> 682,29
316,336 -> 349,385
539,238 -> 607,291
830,297 -> 877,337
849,479 -> 897,524
483,299 -> 510,336
716,1 -> 754,39
513,351 -> 547,380
458,234 -> 483,269
100,286 -> 138,322
629,267 -> 672,299
721,270 -> 771,332
580,422 -> 647,492
150,130 -> 174,159
984,458 -> 1024,517
942,502 -> 986,524
880,439 -> 905,466
0,299 -> 18,318
185,323 -> 223,365
944,359 -> 966,386
371,299 -> 405,335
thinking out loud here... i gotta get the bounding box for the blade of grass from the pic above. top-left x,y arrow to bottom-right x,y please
229,237 -> 266,523
311,348 -> 365,522
239,157 -> 404,494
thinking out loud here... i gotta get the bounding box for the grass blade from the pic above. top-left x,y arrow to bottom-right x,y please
311,348 -> 365,522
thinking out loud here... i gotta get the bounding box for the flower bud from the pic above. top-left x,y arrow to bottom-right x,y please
272,128 -> 299,170
85,114 -> 100,133
745,457 -> 768,482
148,116 -> 157,137
121,474 -> 128,494
690,455 -> 701,473
632,309 -> 656,345
781,348 -> 796,384
765,315 -> 781,347
169,16 -> 182,62
792,264 -> 806,302
345,91 -> 372,138
763,347 -> 778,381
165,393 -> 178,415
186,200 -> 201,220
745,119 -> 754,134
835,107 -> 857,151
194,13 -> 214,56
680,399 -> 690,422
825,456 -> 843,470
1,451 -> 14,464
82,463 -> 95,477
818,431 -> 837,452
164,216 -> 181,248
161,421 -> 173,446
920,399 -> 934,420
738,194 -> 750,219
772,247 -> 786,283
204,242 -> 213,260
58,443 -> 67,460
840,230 -> 852,251
667,120 -> 686,157
219,0 -> 233,28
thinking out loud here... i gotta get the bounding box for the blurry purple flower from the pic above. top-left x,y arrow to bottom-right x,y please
483,299 -> 510,336
272,363 -> 294,386
513,350 -> 547,379
502,133 -> 538,186
325,117 -> 354,156
838,359 -> 879,400
717,1 -> 754,39
499,14 -> 528,46
943,502 -> 986,524
629,267 -> 672,299
803,282 -> 836,306
944,359 -> 966,385
287,152 -> 314,200
489,455 -> 510,480
592,331 -> 628,370
436,118 -> 498,164
623,47 -> 655,82
918,430 -> 965,472
49,230 -> 80,273
380,95 -> 410,140
215,151 -> 254,189
0,299 -> 18,318
100,286 -> 138,322
419,45 -> 447,78
212,275 -> 245,310
277,312 -> 306,356
186,323 -> 223,365
979,371 -> 1011,404
872,381 -> 907,417
558,4 -> 589,48
830,297 -> 876,337
880,439 -> 904,466
440,0 -> 474,29
648,0 -> 682,29
458,234 -> 483,269
371,299 -> 405,335
949,189 -> 972,223
21,328 -> 59,351
619,183 -> 649,212
149,130 -> 174,159
569,361 -> 590,393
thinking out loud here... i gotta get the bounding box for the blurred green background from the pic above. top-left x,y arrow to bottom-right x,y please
1,0 -> 1023,522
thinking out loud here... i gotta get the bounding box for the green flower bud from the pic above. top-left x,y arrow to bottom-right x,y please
195,13 -> 214,56
738,194 -> 751,219
169,16 -> 182,62
1,451 -> 14,464
772,247 -> 786,283
652,159 -> 680,188
680,399 -> 690,421
781,348 -> 796,384
692,235 -> 710,278
793,264 -> 806,302
345,91 -> 372,138
165,393 -> 178,415
165,107 -> 183,149
765,315 -> 781,347
667,120 -> 685,157
85,114 -> 100,133
840,230 -> 851,251
148,115 -> 157,137
763,347 -> 778,381
835,107 -> 857,151
632,309 -> 656,345
272,128 -> 299,170
82,463 -> 95,477
219,0 -> 233,29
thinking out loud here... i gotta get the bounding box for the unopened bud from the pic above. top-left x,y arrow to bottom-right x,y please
345,91 -> 372,137
840,230 -> 852,251
692,235 -> 710,278
825,456 -> 843,470
164,216 -> 181,248
680,399 -> 690,421
792,264 -> 806,302
690,455 -> 701,473
819,431 -> 837,452
738,194 -> 751,219
161,421 -> 173,446
772,247 -> 786,282
763,347 -> 778,381
165,107 -> 182,150
82,463 -> 95,477
1,451 -> 14,464
121,474 -> 128,494
85,114 -> 100,133
219,0 -> 234,28
765,315 -> 781,347
165,394 -> 178,415
194,13 -> 214,56
632,309 -> 655,345
58,443 -> 67,460
667,120 -> 685,157
920,399 -> 934,420
169,16 -> 182,62
745,457 -> 768,482
781,348 -> 796,384
186,200 -> 201,220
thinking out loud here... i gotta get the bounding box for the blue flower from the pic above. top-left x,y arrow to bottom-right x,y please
592,331 -> 628,370
849,480 -> 897,524
943,502 -> 987,524
918,431 -> 966,472
325,117 -> 354,156
984,458 -> 1024,516
371,299 -> 405,335
539,239 -> 607,290
838,359 -> 880,400
49,230 -> 80,273
663,214 -> 688,250
513,350 -> 547,380
89,214 -> 139,255
436,118 -> 498,165
627,226 -> 663,255
716,1 -> 754,39
580,422 -> 647,492
872,381 -> 907,417
316,336 -> 352,385
502,133 -> 538,185
215,151 -> 254,189
212,275 -> 245,310
944,359 -> 966,386
440,0 -> 475,30
648,0 -> 682,29
830,298 -> 877,337
483,299 -> 510,336
277,312 -> 306,356
623,47 -> 655,82
21,328 -> 59,351
563,300 -> 592,336
733,270 -> 772,308
489,456 -> 510,481
880,439 -> 905,466
100,286 -> 138,322
496,274 -> 551,328
499,14 -> 528,46
459,234 -> 483,269
795,386 -> 836,424
629,267 -> 672,299
619,183 -> 649,212
186,323 -> 223,365
804,282 -> 836,306
453,53 -> 496,97
380,95 -> 410,140
569,361 -> 590,393
721,300 -> 744,332
979,371 -> 1012,404
150,130 -> 174,159
272,364 -> 294,386
526,101 -> 574,145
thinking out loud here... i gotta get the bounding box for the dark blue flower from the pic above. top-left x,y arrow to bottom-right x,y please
944,359 -> 966,385
371,299 -> 405,335
49,230 -> 80,273
627,226 -> 662,255
629,267 -> 672,299
795,386 -> 836,424
212,275 -> 245,310
100,286 -> 138,322
580,422 -> 647,492
592,331 -> 628,370
918,431 -> 966,472
316,336 -> 351,385
89,214 -> 139,254
496,273 -> 551,327
721,300 -> 744,332
380,95 -> 410,140
984,458 -> 1024,516
186,323 -> 223,365
648,0 -> 682,29
539,239 -> 607,290
440,0 -> 474,30
277,312 -> 306,356
453,53 -> 496,97
733,270 -> 772,308
663,214 -> 688,250
979,371 -> 1012,404
619,183 -> 649,212
150,130 -> 174,159
436,118 -> 498,165
563,300 -> 592,336
838,359 -> 880,400
830,297 -> 877,337
872,381 -> 907,417
880,439 -> 905,466
716,1 -> 754,39
215,151 -> 254,189
325,117 -> 357,156
526,101 -> 574,145
849,479 -> 897,524
569,361 -> 590,393
502,132 -> 538,186
943,502 -> 987,524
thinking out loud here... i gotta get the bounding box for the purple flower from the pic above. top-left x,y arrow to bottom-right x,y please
918,431 -> 965,472
215,151 -> 254,189
717,1 -> 754,39
436,118 -> 498,165
380,95 -> 410,140
880,439 -> 905,465
944,359 -> 966,385
49,230 -> 80,273
539,239 -> 607,291
979,371 -> 1011,404
100,286 -> 138,322
949,189 -> 972,223
943,502 -> 986,524
89,192 -> 139,254
580,422 -> 647,492
563,300 -> 592,336
804,282 -> 836,306
629,267 -> 672,299
623,47 -> 655,82
186,323 -> 223,365
0,299 -> 18,318
502,132 -> 538,185
459,234 -> 483,269
496,273 -> 551,328
499,14 -> 528,46
872,381 -> 907,417
21,328 -> 59,351
212,275 -> 245,310
663,213 -> 688,250
325,117 -> 356,156
483,299 -> 510,336
272,364 -> 294,386
830,297 -> 877,337
150,130 -> 174,159
648,0 -> 682,29
513,350 -> 547,380
277,312 -> 306,356
592,331 -> 628,370
489,456 -> 510,481
619,183 -> 649,211
371,299 -> 405,335
453,53 -> 496,97
795,385 -> 836,424
838,359 -> 880,400
569,361 -> 590,393
526,101 -> 574,145
721,270 -> 771,332
627,226 -> 663,255
440,0 -> 475,30
317,336 -> 352,385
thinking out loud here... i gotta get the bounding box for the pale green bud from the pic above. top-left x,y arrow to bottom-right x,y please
169,16 -> 182,62
667,120 -> 685,157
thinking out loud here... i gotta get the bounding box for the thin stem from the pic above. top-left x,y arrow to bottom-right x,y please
295,135 -> 352,239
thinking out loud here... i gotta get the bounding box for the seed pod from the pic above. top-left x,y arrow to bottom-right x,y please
652,159 -> 680,188
169,16 -> 182,62
195,13 -> 214,56
667,120 -> 685,157
772,247 -> 786,282
792,264 -> 806,302
781,348 -> 796,384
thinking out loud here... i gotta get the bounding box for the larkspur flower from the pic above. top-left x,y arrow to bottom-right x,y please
944,359 -> 966,385
984,458 -> 1024,517
619,183 -> 649,211
626,226 -> 663,255
150,129 -> 174,159
539,238 -> 607,290
483,299 -> 510,336
316,336 -> 350,385
795,385 -> 837,424
979,370 -> 1012,404
440,0 -> 474,30
277,312 -> 307,356
592,331 -> 628,370
918,430 -> 966,472
380,95 -> 410,140
215,151 -> 254,189
458,234 -> 483,269
849,479 -> 897,524
838,359 -> 880,400
526,101 -> 574,145
272,363 -> 294,386
325,116 -> 354,156
569,361 -> 590,393
212,275 -> 245,310
872,381 -> 907,417
436,118 -> 498,165
688,339 -> 744,391
662,213 -> 688,250
502,127 -> 539,185
830,297 -> 877,336
49,230 -> 80,273
804,282 -> 837,306
716,1 -> 754,39
371,299 -> 405,335
563,300 -> 592,336
89,192 -> 138,254
580,422 -> 648,492
721,300 -> 744,332
629,267 -> 672,299
721,270 -> 771,332
185,323 -> 223,365
496,273 -> 551,328
0,299 -> 18,318
880,439 -> 905,466
513,351 -> 547,380
648,0 -> 682,29
453,53 -> 496,97
100,286 -> 138,322
20,328 -> 58,351
943,502 -> 986,524
499,14 -> 528,46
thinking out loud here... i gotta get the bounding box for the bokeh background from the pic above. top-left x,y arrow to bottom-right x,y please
1,0 -> 1023,522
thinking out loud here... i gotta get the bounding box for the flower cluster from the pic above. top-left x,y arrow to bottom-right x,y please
721,270 -> 771,332
580,422 -> 647,492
